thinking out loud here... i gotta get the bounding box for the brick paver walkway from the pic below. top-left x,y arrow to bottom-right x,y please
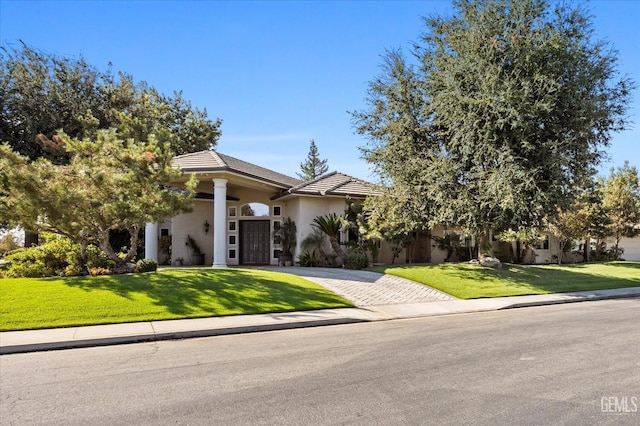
261,267 -> 457,306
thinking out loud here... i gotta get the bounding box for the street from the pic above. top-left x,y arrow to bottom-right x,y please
1,299 -> 639,425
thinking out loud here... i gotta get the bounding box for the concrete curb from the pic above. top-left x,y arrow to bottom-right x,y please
498,287 -> 640,310
0,308 -> 378,355
0,318 -> 371,355
2,288 -> 639,355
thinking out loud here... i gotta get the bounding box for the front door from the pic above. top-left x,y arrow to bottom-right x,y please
240,220 -> 270,264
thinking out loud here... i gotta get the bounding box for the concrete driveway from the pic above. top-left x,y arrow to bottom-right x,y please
260,267 -> 457,306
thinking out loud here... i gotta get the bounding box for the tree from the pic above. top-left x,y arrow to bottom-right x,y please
546,207 -> 584,264
1,42 -> 221,246
297,140 -> 328,181
0,232 -> 19,256
311,213 -> 347,265
352,0 -> 634,239
494,227 -> 544,264
360,186 -> 426,263
0,41 -> 221,160
603,162 -> 640,257
0,130 -> 198,274
545,178 -> 611,264
577,180 -> 611,261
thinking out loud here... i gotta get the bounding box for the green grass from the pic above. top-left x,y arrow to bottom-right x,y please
369,261 -> 640,299
0,268 -> 352,331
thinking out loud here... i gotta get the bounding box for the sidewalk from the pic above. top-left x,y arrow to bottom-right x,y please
2,286 -> 639,355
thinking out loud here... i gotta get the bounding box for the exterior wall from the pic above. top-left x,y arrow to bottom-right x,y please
376,240 -> 405,265
429,225 -> 448,263
171,200 -> 213,266
171,189 -> 288,266
616,237 -> 640,261
292,196 -> 347,262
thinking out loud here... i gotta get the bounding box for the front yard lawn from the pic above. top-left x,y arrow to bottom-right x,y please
369,261 -> 640,299
0,268 -> 352,331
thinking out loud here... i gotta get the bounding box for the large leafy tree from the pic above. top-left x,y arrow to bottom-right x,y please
0,131 -> 197,273
352,0 -> 634,240
0,42 -> 220,241
0,41 -> 221,161
297,140 -> 329,181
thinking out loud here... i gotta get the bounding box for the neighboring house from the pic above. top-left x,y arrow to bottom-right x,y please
616,236 -> 640,261
144,150 -> 388,267
145,150 -> 640,266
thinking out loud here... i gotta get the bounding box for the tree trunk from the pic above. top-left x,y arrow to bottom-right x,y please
78,240 -> 89,276
123,225 -> 140,263
99,230 -> 136,274
329,236 -> 346,265
583,237 -> 590,262
557,241 -> 564,264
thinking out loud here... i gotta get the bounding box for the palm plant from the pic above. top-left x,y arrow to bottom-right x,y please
312,213 -> 347,265
300,228 -> 327,266
273,217 -> 297,264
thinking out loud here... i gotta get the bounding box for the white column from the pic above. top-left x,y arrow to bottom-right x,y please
212,178 -> 228,267
144,222 -> 159,261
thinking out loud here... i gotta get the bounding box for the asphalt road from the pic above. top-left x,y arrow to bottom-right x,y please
1,299 -> 639,425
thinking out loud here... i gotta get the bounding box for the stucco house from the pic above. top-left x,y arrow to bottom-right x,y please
144,150 -> 640,266
144,150 -> 389,267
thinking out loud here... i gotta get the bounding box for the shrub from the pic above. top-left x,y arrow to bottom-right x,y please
86,245 -> 113,269
344,250 -> 369,270
3,254 -> 51,278
298,250 -> 321,267
136,258 -> 158,273
3,235 -> 113,278
4,244 -> 60,278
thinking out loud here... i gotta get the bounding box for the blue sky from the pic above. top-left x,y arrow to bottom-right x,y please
1,0 -> 638,181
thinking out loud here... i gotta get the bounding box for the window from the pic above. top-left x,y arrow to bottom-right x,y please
443,230 -> 476,247
273,206 -> 282,216
273,221 -> 282,245
241,202 -> 269,217
229,235 -> 236,245
160,228 -> 169,237
228,207 -> 237,217
535,235 -> 550,250
228,249 -> 236,259
228,221 -> 237,232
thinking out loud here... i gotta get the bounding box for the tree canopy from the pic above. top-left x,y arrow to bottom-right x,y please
352,0 -> 634,237
602,162 -> 640,255
297,139 -> 329,181
0,41 -> 219,254
0,131 -> 197,273
0,41 -> 222,161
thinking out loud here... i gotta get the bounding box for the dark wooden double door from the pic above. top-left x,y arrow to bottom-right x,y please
240,220 -> 270,265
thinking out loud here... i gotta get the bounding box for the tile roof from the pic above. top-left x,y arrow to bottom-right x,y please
282,171 -> 380,198
172,150 -> 301,188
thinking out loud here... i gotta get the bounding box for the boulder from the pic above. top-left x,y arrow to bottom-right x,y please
479,256 -> 502,268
